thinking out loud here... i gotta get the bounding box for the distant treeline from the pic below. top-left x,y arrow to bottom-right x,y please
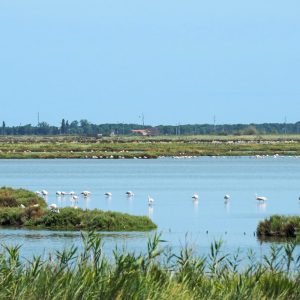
1,119 -> 300,136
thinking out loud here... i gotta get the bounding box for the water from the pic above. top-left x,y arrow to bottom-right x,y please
0,157 -> 299,259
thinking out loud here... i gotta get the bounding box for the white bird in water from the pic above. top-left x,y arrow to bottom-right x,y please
104,192 -> 112,197
69,191 -> 76,196
56,191 -> 62,196
192,194 -> 199,200
81,191 -> 91,197
70,196 -> 79,207
41,190 -> 48,196
126,191 -> 134,197
224,194 -> 230,204
148,195 -> 154,206
49,203 -> 59,213
61,191 -> 68,196
256,194 -> 268,202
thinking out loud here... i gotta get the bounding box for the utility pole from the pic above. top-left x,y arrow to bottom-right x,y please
213,115 -> 216,134
284,116 -> 287,135
139,113 -> 145,127
37,112 -> 40,126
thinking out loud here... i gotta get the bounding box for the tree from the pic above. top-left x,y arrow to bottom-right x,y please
61,119 -> 66,134
242,125 -> 258,135
2,121 -> 5,135
37,122 -> 51,135
65,120 -> 69,134
80,119 -> 92,135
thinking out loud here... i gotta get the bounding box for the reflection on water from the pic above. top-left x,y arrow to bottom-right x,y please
224,201 -> 230,214
257,235 -> 300,244
148,206 -> 154,218
257,202 -> 267,213
193,200 -> 198,215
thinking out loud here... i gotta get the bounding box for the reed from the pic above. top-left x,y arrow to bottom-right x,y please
0,232 -> 300,299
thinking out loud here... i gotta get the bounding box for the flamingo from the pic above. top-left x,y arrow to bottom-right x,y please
70,196 -> 79,208
41,190 -> 48,196
81,191 -> 91,197
224,194 -> 230,204
71,195 -> 79,201
256,194 -> 268,202
192,194 -> 199,200
49,203 -> 60,213
148,195 -> 154,206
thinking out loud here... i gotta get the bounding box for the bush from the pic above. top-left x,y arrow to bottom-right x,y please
30,208 -> 156,231
0,208 -> 25,226
257,215 -> 300,237
0,187 -> 46,208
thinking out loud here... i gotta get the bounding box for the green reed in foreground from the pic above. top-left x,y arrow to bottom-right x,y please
1,232 -> 300,300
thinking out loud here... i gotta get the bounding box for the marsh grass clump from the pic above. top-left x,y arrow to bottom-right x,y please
0,187 -> 46,208
27,207 -> 156,231
257,215 -> 300,238
0,187 -> 156,231
0,232 -> 300,299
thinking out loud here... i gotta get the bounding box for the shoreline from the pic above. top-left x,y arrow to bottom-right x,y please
0,134 -> 300,158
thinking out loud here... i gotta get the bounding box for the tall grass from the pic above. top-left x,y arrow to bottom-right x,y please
0,232 -> 300,299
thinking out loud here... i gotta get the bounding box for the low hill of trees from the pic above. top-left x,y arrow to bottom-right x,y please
1,119 -> 300,136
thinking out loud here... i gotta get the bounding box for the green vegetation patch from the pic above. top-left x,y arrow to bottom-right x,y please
1,135 -> 300,158
257,215 -> 300,237
27,207 -> 156,231
0,187 -> 156,231
0,187 -> 46,208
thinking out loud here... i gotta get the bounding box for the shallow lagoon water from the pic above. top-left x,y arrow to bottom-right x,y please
0,157 -> 299,258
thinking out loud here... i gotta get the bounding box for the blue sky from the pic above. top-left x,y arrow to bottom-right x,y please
0,0 -> 299,126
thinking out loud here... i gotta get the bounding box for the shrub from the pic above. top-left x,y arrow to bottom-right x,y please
0,208 -> 25,226
257,215 -> 300,238
0,187 -> 46,208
